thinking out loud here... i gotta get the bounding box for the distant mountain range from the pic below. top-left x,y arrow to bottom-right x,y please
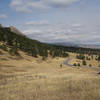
79,44 -> 100,49
52,42 -> 100,49
51,42 -> 79,47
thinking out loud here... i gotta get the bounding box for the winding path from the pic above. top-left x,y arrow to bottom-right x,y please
63,58 -> 73,67
63,58 -> 100,72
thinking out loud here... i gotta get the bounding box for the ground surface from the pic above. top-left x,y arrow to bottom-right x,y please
69,53 -> 100,67
0,49 -> 100,100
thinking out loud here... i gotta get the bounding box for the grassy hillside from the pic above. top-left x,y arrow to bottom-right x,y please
0,48 -> 100,100
0,26 -> 69,59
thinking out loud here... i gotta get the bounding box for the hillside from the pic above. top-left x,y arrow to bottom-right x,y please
1,25 -> 100,61
0,26 -> 69,59
1,47 -> 100,100
10,26 -> 24,36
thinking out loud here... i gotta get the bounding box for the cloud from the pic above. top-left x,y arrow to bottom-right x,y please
21,20 -> 100,44
0,14 -> 7,19
10,0 -> 80,13
25,21 -> 50,26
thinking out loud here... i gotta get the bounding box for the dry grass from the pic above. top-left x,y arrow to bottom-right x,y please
69,53 -> 100,67
0,49 -> 100,100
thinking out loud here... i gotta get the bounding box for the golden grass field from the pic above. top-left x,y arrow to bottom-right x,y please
69,53 -> 100,67
0,49 -> 100,100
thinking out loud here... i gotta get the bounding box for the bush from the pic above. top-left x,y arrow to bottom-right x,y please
82,60 -> 87,66
9,46 -> 19,55
89,64 -> 92,67
98,65 -> 100,68
77,63 -> 80,67
60,64 -> 62,68
0,44 -> 7,51
86,56 -> 91,60
42,56 -> 46,60
76,54 -> 85,60
73,63 -> 77,66
97,55 -> 100,61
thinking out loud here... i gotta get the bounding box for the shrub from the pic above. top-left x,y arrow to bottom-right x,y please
60,64 -> 62,68
86,56 -> 91,60
97,55 -> 100,61
9,46 -> 19,55
98,65 -> 100,68
77,63 -> 80,67
76,54 -> 85,60
73,63 -> 77,66
0,44 -> 7,51
82,60 -> 87,66
42,56 -> 46,60
89,64 -> 92,67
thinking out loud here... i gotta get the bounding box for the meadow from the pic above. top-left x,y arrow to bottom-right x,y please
0,49 -> 100,100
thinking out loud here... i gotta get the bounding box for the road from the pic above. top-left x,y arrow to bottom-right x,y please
63,58 -> 100,72
63,58 -> 73,67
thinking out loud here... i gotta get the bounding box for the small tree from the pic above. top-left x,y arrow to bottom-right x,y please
60,64 -> 62,68
76,54 -> 85,60
97,55 -> 100,61
89,64 -> 92,67
77,63 -> 80,67
9,46 -> 19,55
86,56 -> 91,60
98,65 -> 100,68
82,60 -> 87,66
73,63 -> 77,66
42,56 -> 46,60
0,44 -> 7,51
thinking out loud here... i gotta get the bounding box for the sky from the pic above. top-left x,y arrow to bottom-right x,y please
0,0 -> 100,44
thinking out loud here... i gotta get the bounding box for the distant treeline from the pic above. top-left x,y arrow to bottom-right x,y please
0,27 -> 100,59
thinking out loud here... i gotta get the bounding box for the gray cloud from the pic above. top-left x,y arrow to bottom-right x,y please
25,21 -> 50,26
0,14 -> 7,19
21,20 -> 100,44
10,0 -> 80,13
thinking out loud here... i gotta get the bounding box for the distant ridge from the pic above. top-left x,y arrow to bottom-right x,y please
52,42 -> 78,47
52,42 -> 100,49
79,45 -> 100,49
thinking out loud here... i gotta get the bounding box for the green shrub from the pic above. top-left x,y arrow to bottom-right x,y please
76,54 -> 85,60
9,46 -> 19,55
98,65 -> 100,67
0,44 -> 7,51
97,55 -> 100,61
73,63 -> 77,66
89,64 -> 92,67
82,60 -> 87,66
77,63 -> 80,67
42,56 -> 46,60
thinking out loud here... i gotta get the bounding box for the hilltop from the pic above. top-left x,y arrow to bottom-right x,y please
10,26 -> 25,36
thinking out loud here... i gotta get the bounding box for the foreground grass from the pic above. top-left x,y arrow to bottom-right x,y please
0,49 -> 100,100
0,71 -> 100,100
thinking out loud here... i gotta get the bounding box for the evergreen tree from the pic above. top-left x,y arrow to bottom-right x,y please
82,60 -> 87,66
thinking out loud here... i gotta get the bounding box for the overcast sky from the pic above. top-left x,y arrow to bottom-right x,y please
0,0 -> 100,44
